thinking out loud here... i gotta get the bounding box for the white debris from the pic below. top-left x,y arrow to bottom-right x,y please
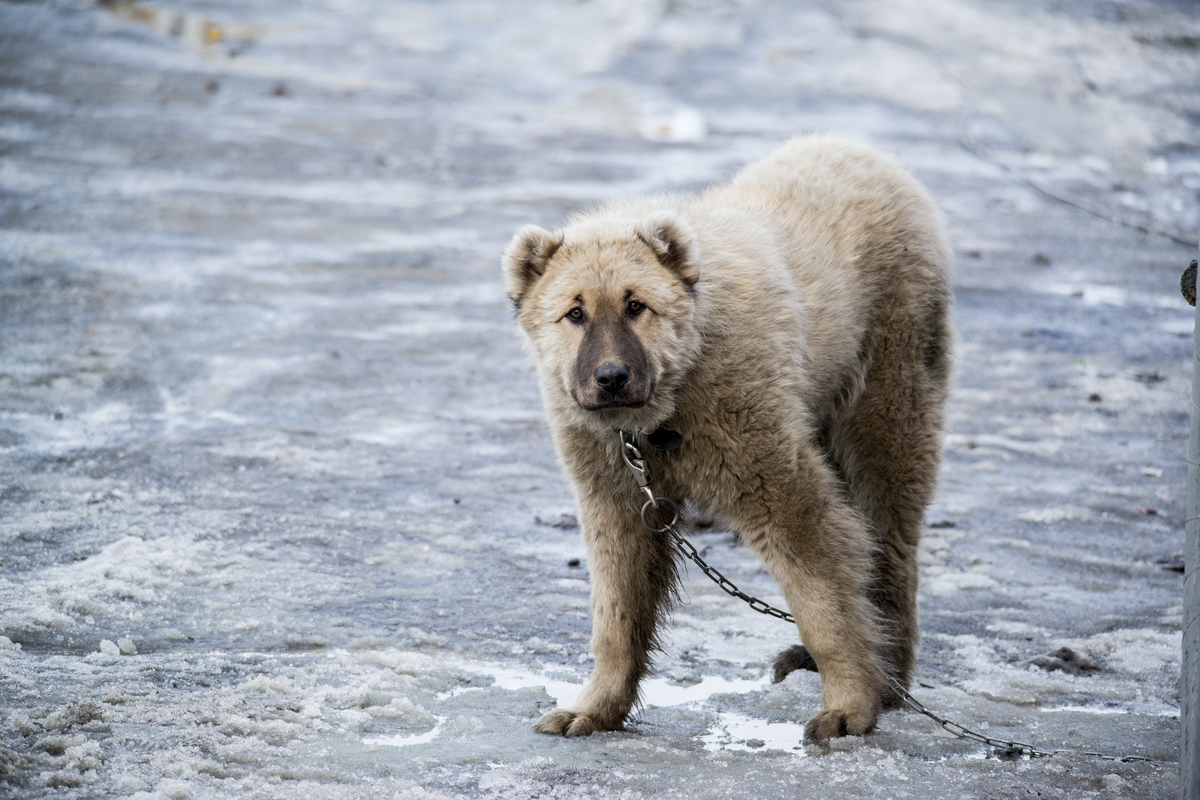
638,105 -> 707,143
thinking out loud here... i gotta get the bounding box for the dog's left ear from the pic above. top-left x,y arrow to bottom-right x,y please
502,225 -> 564,306
635,211 -> 699,286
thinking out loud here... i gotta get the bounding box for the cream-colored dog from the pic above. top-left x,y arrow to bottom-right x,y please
503,136 -> 952,741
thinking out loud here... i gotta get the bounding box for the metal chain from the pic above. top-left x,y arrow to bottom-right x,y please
886,679 -> 1156,762
619,430 -> 796,623
662,514 -> 796,623
613,429 -> 1166,764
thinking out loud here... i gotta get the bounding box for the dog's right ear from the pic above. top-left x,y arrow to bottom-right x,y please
502,225 -> 564,307
634,211 -> 699,286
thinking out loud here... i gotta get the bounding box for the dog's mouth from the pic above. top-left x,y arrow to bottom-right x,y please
575,396 -> 649,411
570,376 -> 656,413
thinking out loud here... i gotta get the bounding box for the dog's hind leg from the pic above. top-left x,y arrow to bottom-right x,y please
824,289 -> 951,705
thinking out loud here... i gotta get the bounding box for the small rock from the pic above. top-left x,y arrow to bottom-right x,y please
1182,259 -> 1197,306
1156,554 -> 1184,573
666,670 -> 703,687
928,520 -> 956,529
567,558 -> 581,567
43,702 -> 103,731
1088,393 -> 1102,402
1102,773 -> 1127,792
743,738 -> 765,749
286,634 -> 329,649
993,744 -> 1026,760
1031,646 -> 1096,675
1032,253 -> 1052,266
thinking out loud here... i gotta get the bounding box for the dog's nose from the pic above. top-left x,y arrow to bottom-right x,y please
594,363 -> 628,395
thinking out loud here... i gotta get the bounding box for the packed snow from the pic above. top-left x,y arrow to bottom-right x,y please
1,0 -> 1197,797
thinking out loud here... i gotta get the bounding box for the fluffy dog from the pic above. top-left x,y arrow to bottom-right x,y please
502,136 -> 952,741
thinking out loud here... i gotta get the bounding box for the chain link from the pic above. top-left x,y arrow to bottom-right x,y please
657,511 -> 795,623
612,429 -> 1167,764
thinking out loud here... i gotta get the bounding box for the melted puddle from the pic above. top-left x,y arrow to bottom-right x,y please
372,662 -> 795,751
364,717 -> 445,748
462,663 -> 773,710
700,712 -> 807,752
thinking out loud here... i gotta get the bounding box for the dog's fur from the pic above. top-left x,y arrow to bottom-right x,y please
502,136 -> 952,741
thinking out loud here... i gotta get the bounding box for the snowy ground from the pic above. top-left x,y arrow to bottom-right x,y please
1,0 -> 1198,797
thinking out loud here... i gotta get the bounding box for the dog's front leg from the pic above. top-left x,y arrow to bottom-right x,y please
534,484 -> 676,737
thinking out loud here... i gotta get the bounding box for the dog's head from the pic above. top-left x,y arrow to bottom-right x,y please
503,209 -> 702,434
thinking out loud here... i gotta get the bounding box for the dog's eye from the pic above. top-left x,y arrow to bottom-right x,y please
566,307 -> 584,323
627,300 -> 645,316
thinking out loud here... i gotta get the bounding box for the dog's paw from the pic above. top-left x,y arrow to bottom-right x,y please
803,707 -> 877,742
533,709 -> 611,737
772,644 -> 819,683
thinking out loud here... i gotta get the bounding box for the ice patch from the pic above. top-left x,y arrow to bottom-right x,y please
350,421 -> 444,446
440,663 -> 778,752
923,566 -> 998,596
1017,505 -> 1095,524
364,716 -> 445,748
1079,628 -> 1180,680
1160,316 -> 1195,335
700,712 -> 807,753
333,318 -> 505,340
2,536 -> 205,636
1040,706 -> 1130,715
985,620 -> 1046,637
641,674 -> 772,708
937,629 -> 1181,717
0,88 -> 59,111
1,403 -> 138,456
446,664 -> 585,707
945,433 -> 1060,457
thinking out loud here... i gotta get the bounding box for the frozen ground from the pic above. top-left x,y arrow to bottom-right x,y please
1,0 -> 1198,797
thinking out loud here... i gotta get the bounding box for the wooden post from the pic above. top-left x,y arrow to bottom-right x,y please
1184,254 -> 1199,800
